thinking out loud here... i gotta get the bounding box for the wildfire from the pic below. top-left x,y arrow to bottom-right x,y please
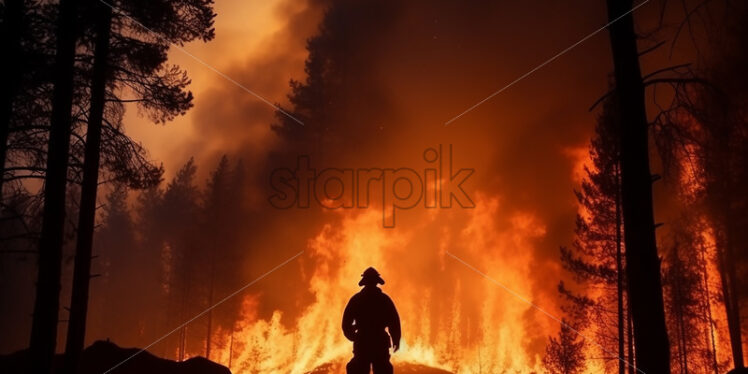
697,223 -> 735,368
197,195 -> 558,373
172,146 -> 739,374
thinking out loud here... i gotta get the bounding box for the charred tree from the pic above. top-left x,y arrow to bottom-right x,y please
653,7 -> 748,366
627,309 -> 635,374
698,241 -> 720,374
665,242 -> 691,373
604,1 -> 670,372
61,4 -> 112,374
714,213 -> 743,369
29,0 -> 79,372
615,161 -> 625,374
707,127 -> 745,369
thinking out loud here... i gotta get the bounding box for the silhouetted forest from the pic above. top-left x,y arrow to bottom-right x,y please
545,1 -> 748,373
1,0 -> 747,374
1,0 -> 216,372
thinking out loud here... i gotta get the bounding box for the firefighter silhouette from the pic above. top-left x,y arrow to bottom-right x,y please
342,267 -> 401,374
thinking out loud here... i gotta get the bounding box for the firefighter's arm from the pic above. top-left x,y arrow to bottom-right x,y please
387,297 -> 401,352
341,297 -> 357,341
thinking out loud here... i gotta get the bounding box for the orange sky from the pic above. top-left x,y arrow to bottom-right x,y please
122,0 -> 617,180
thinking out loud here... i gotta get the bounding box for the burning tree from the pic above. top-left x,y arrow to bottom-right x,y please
604,0 -> 671,371
557,90 -> 635,374
543,321 -> 586,374
661,227 -> 726,374
651,2 -> 748,370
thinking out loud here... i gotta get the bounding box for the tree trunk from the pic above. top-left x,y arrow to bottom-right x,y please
605,1 -> 671,373
205,266 -> 214,360
710,113 -> 745,370
178,326 -> 186,361
616,164 -> 625,374
228,330 -> 234,370
724,218 -> 744,369
0,0 -> 24,196
718,230 -> 744,369
673,249 -> 688,374
29,0 -> 78,372
627,307 -> 635,374
699,242 -> 720,374
61,4 -> 112,374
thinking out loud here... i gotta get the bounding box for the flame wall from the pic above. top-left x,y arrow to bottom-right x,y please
203,195 -> 561,373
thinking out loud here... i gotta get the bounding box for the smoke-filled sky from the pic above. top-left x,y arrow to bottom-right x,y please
127,0 -> 618,175
125,0 -> 624,253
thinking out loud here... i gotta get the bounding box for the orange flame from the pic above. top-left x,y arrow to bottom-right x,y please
197,194 -> 564,373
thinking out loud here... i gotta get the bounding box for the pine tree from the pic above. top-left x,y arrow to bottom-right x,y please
89,185 -> 141,344
201,156 -> 231,359
652,4 -> 748,368
604,1 -> 671,370
0,0 -> 53,196
543,321 -> 587,374
663,237 -> 707,373
559,94 -> 630,373
159,159 -> 201,359
63,0 -> 215,370
29,0 -> 80,371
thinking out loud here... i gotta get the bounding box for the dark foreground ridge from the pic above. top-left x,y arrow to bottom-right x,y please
306,361 -> 455,374
0,340 -> 231,374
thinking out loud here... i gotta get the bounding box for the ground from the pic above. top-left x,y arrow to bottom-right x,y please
305,361 -> 455,374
